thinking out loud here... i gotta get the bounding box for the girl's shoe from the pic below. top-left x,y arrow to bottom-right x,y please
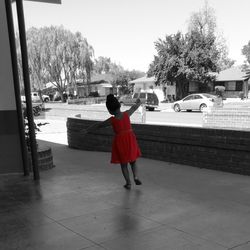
134,179 -> 142,185
123,183 -> 131,190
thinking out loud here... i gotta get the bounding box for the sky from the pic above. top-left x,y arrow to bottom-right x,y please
14,0 -> 250,72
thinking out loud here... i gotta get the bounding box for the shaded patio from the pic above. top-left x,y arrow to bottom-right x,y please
1,139 -> 250,249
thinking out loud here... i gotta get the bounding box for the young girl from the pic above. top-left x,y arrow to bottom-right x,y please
83,94 -> 142,190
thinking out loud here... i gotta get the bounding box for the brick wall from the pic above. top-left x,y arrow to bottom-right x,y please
203,107 -> 250,130
67,117 -> 250,175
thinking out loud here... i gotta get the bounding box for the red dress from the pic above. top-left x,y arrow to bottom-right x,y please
110,112 -> 141,164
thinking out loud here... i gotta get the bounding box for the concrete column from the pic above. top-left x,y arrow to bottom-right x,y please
0,0 -> 23,174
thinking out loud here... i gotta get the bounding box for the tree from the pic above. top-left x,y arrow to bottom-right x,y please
148,2 -> 234,99
242,41 -> 250,65
188,1 -> 234,71
94,56 -> 111,74
73,32 -> 94,95
216,35 -> 235,70
149,31 -> 220,99
21,26 -> 94,101
112,70 -> 144,95
188,1 -> 216,37
26,27 -> 50,99
39,26 -> 75,101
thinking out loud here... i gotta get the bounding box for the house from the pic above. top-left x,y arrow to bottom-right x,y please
76,74 -> 114,97
187,67 -> 250,98
128,76 -> 172,102
214,67 -> 249,98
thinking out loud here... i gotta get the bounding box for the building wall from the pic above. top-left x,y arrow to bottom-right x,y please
215,81 -> 248,98
0,1 -> 23,174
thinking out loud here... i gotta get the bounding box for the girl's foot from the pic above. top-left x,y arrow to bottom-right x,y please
123,183 -> 131,190
134,178 -> 142,185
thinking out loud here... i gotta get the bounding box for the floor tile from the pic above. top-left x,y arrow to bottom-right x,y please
101,226 -> 227,250
59,207 -> 161,243
0,222 -> 93,250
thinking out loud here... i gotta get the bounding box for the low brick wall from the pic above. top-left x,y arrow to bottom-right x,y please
203,107 -> 250,131
68,97 -> 106,105
67,117 -> 250,175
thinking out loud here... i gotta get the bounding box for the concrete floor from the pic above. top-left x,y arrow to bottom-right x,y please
1,139 -> 250,250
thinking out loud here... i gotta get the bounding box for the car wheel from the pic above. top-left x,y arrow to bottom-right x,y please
44,98 -> 49,102
174,104 -> 180,112
199,103 -> 207,112
148,107 -> 155,111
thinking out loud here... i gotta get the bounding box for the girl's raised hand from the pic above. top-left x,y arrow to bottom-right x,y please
136,98 -> 141,105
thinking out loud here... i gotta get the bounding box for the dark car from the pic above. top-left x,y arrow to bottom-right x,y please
119,91 -> 159,111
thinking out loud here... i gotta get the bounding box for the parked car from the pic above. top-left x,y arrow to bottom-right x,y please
172,93 -> 220,112
119,91 -> 159,111
21,92 -> 50,103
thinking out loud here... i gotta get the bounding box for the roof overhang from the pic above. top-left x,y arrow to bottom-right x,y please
100,83 -> 112,88
129,76 -> 156,84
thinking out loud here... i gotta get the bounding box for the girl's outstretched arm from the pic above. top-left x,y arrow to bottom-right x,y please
81,117 -> 111,134
126,98 -> 141,117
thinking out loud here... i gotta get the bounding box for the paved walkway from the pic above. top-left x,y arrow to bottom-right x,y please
1,121 -> 250,249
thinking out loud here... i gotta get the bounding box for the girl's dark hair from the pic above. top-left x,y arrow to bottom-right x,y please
106,94 -> 121,112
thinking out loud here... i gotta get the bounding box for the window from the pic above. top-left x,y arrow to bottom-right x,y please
203,94 -> 215,98
139,93 -> 146,98
236,81 -> 243,91
183,95 -> 194,101
194,95 -> 202,99
225,81 -> 236,91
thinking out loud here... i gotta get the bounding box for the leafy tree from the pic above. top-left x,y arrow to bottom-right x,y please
242,41 -> 250,65
94,56 -> 111,74
81,39 -> 94,92
216,35 -> 235,70
148,2 -> 234,99
74,32 -> 94,94
17,26 -> 94,101
20,25 -> 147,100
188,1 -> 216,37
188,2 -> 234,71
40,26 -> 74,101
26,28 -> 50,99
112,70 -> 144,95
149,31 -> 220,99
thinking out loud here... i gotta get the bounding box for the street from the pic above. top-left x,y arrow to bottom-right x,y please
37,102 -> 203,127
146,110 -> 202,126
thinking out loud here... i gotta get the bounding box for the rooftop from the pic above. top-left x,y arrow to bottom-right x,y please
215,67 -> 250,82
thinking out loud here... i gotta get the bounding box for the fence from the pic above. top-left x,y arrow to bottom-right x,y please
203,107 -> 250,131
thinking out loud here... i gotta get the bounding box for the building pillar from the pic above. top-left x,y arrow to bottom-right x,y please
0,0 -> 24,174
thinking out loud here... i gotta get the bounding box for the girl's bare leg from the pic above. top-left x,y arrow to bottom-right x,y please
130,161 -> 142,185
120,163 -> 131,189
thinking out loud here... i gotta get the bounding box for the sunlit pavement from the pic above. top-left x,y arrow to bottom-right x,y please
2,116 -> 250,249
36,119 -> 68,145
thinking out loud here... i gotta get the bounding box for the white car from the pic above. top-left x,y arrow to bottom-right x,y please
172,93 -> 220,112
21,92 -> 50,103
